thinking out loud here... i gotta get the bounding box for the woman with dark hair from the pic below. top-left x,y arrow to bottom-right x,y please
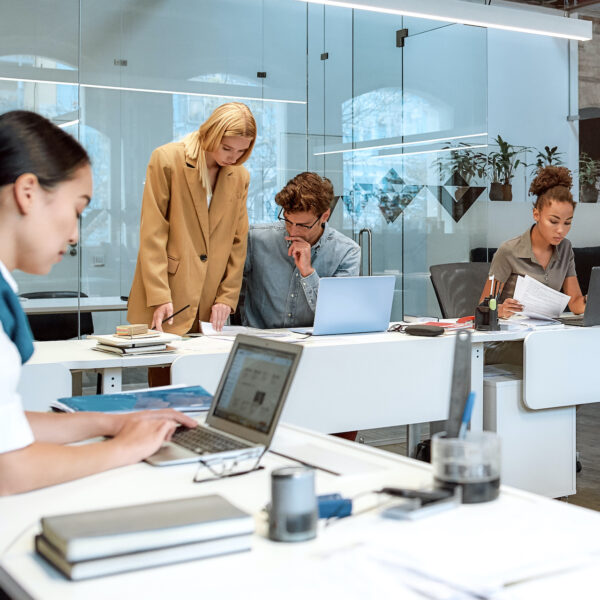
0,110 -> 194,495
480,165 -> 586,317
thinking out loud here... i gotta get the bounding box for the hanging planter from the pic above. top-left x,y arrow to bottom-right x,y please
489,182 -> 512,202
488,135 -> 523,202
578,152 -> 600,203
580,183 -> 598,203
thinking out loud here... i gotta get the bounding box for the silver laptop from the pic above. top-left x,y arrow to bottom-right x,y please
558,266 -> 600,327
146,335 -> 303,466
291,275 -> 395,335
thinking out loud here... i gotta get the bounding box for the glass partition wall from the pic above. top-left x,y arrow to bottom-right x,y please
0,0 -> 490,335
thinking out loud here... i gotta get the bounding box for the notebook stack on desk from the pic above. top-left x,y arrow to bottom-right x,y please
35,495 -> 254,580
90,331 -> 180,356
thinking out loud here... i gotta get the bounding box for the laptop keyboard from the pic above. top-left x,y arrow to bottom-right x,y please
171,426 -> 251,454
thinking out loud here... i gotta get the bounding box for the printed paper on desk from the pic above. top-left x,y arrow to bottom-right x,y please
513,275 -> 570,319
199,322 -> 303,342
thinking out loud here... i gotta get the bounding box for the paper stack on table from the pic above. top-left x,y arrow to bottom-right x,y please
199,322 -> 305,343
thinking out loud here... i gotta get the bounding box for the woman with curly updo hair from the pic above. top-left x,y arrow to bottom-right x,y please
480,165 -> 586,318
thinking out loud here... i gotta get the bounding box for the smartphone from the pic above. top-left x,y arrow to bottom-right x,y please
380,488 -> 460,520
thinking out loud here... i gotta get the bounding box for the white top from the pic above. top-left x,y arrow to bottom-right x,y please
206,191 -> 212,208
0,260 -> 35,454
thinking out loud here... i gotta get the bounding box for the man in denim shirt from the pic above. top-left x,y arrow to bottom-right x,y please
242,172 -> 360,329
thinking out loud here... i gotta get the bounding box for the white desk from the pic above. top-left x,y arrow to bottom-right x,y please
19,338 -> 231,402
1,424 -> 600,599
21,296 -> 127,315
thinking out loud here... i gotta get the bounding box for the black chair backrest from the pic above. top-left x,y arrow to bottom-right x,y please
430,262 -> 490,319
20,291 -> 94,341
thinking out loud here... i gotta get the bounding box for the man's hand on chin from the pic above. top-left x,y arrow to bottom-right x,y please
286,236 -> 315,278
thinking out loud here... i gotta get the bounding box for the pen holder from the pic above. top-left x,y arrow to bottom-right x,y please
432,432 -> 501,504
474,299 -> 499,331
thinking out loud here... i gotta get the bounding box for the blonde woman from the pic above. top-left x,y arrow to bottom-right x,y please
128,102 -> 256,336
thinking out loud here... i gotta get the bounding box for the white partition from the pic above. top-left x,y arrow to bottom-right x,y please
524,328 -> 600,409
171,334 -> 455,432
18,363 -> 72,412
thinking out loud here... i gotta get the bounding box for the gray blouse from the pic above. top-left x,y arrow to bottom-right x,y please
489,226 -> 576,303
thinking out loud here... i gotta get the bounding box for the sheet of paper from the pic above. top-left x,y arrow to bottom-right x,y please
513,275 -> 570,318
199,322 -> 305,343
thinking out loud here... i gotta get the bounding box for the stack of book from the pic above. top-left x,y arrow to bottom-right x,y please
35,495 -> 254,580
90,331 -> 180,356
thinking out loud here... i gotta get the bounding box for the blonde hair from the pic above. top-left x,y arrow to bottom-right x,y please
183,102 -> 256,195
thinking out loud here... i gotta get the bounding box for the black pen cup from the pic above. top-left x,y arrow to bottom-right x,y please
432,432 -> 501,504
474,299 -> 499,331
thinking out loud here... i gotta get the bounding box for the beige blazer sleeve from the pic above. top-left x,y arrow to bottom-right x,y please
138,146 -> 173,307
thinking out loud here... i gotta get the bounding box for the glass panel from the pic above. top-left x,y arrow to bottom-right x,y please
402,24 -> 488,317
0,0 -> 82,328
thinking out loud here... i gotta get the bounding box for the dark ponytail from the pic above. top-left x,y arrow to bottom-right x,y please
0,110 -> 89,189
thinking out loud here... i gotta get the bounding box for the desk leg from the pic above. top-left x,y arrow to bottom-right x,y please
406,424 -> 422,458
471,342 -> 484,431
100,368 -> 122,393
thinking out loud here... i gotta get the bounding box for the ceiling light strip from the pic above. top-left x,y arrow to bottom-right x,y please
314,131 -> 488,156
0,77 -> 306,105
57,119 -> 80,128
371,143 -> 488,159
297,0 -> 592,41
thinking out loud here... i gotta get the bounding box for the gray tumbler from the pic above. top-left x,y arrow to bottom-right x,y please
268,466 -> 318,542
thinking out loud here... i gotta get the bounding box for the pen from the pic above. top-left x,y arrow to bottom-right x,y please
161,304 -> 191,324
489,275 -> 495,299
458,391 -> 476,439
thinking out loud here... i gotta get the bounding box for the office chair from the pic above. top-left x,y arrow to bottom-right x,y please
20,291 -> 94,341
429,262 -> 490,319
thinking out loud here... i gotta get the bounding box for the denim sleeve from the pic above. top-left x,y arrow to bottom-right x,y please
334,244 -> 361,277
299,270 -> 320,312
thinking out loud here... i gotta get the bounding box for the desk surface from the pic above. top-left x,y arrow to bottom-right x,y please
1,424 -> 599,599
21,296 -> 127,315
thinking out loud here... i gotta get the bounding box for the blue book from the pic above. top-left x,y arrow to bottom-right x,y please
50,385 -> 213,413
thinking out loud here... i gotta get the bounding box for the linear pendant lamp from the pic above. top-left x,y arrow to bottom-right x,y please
296,0 -> 592,41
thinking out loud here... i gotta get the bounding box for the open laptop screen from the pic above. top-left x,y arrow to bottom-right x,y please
212,343 -> 296,434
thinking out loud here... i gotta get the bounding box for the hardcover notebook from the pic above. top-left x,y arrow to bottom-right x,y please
36,494 -> 253,580
39,494 -> 253,563
50,385 -> 213,414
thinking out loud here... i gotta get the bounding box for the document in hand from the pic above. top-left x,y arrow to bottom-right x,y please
513,275 -> 570,319
50,384 -> 212,413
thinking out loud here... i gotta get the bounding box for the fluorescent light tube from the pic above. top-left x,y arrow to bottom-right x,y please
370,143 -> 488,159
0,77 -> 306,105
297,0 -> 592,41
314,132 -> 487,156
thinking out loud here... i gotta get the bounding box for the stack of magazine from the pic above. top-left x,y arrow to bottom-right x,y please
90,332 -> 180,356
50,384 -> 213,413
35,495 -> 254,580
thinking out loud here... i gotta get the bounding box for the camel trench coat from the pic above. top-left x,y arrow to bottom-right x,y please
127,141 -> 249,335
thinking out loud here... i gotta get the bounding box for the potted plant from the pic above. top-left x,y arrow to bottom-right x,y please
531,145 -> 564,176
488,135 -> 524,202
434,143 -> 488,186
578,152 -> 600,203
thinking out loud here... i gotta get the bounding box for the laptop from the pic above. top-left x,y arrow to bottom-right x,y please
557,266 -> 600,327
291,275 -> 395,335
146,335 -> 303,466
